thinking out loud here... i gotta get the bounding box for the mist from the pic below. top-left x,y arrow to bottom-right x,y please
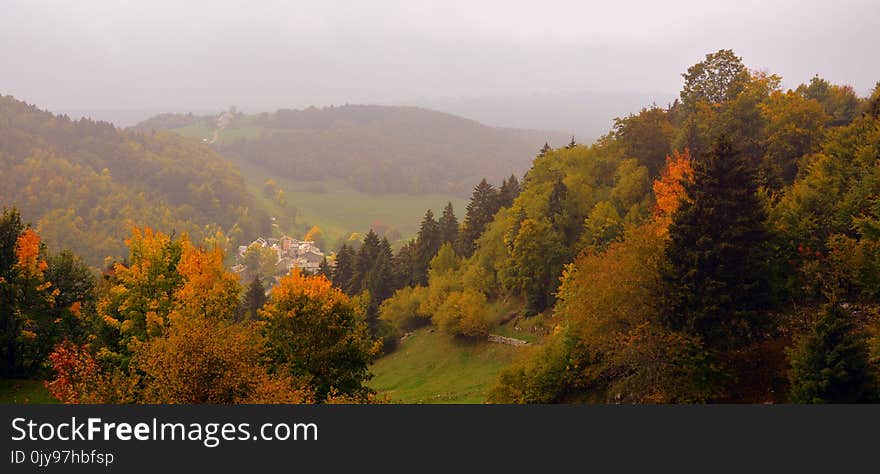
2,0 -> 878,135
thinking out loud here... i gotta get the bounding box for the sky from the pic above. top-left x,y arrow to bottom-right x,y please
2,0 -> 878,135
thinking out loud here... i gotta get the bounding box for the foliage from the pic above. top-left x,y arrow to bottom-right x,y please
663,138 -> 773,350
260,269 -> 378,400
787,304 -> 877,403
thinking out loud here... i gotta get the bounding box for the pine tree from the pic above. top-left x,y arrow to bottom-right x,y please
663,137 -> 772,349
438,202 -> 459,246
393,240 -> 419,287
538,142 -> 552,157
332,244 -> 355,294
240,277 -> 267,321
457,179 -> 501,257
565,136 -> 577,149
414,210 -> 442,285
787,304 -> 877,403
318,256 -> 332,278
0,207 -> 25,377
499,175 -> 521,209
354,230 -> 381,293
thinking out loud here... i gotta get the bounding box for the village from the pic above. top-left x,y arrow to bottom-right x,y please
231,235 -> 329,286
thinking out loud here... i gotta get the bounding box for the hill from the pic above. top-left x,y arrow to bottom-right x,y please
0,95 -> 268,266
133,105 -> 570,196
368,328 -> 521,403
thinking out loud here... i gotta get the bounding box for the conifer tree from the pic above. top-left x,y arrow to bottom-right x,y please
438,202 -> 459,246
318,256 -> 332,278
332,244 -> 355,294
787,304 -> 877,403
414,210 -> 442,285
499,175 -> 521,209
663,137 -> 772,349
240,277 -> 267,321
354,230 -> 381,292
538,142 -> 552,157
393,240 -> 419,287
565,136 -> 577,149
457,179 -> 500,257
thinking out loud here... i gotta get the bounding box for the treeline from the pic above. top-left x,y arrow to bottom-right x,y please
319,175 -> 520,347
375,50 -> 880,403
0,96 -> 269,266
0,210 -> 378,403
136,105 -> 567,196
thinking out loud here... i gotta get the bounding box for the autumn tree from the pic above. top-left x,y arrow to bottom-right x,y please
304,225 -> 325,249
760,90 -> 829,184
680,49 -> 749,109
242,242 -> 278,281
652,149 -> 695,231
261,269 -> 377,400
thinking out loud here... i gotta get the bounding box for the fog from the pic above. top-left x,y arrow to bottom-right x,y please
2,0 -> 878,136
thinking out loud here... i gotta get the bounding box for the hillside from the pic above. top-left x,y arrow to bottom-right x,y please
133,105 -> 571,196
0,95 -> 268,266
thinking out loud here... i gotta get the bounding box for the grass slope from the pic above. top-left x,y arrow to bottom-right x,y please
0,379 -> 56,404
368,329 -> 519,404
230,154 -> 466,247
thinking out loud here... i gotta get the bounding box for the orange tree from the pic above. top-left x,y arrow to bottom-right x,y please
261,269 -> 378,400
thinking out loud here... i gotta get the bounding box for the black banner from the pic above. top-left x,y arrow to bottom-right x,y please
2,404 -> 878,472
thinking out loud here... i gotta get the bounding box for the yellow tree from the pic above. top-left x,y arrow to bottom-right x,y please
652,149 -> 695,233
260,269 -> 377,400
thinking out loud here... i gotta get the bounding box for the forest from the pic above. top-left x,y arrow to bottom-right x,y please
2,49 -> 880,404
0,96 -> 269,266
133,105 -> 568,195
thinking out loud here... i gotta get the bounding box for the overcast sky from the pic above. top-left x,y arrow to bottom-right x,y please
2,0 -> 878,133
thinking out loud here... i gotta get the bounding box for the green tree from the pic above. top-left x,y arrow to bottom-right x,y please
414,210 -> 442,284
240,277 -> 267,321
261,269 -> 376,400
457,179 -> 500,257
332,244 -> 356,294
787,304 -> 877,403
663,137 -> 772,349
0,207 -> 25,377
438,202 -> 459,246
499,175 -> 521,208
680,49 -> 749,109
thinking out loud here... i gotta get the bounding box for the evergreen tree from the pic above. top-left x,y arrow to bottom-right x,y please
414,210 -> 442,285
538,142 -> 552,157
332,244 -> 356,294
498,175 -> 521,209
393,240 -> 419,287
663,137 -> 772,349
457,179 -> 501,257
438,202 -> 459,246
362,238 -> 397,318
240,277 -> 267,321
354,230 -> 381,292
0,207 -> 24,377
565,136 -> 577,149
787,304 -> 877,403
318,257 -> 332,278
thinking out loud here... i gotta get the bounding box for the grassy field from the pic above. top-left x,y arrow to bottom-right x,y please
230,156 -> 466,248
368,329 -> 521,404
0,379 -> 56,404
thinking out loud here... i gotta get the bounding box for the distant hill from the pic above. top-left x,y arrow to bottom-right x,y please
0,95 -> 268,266
134,105 -> 570,196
